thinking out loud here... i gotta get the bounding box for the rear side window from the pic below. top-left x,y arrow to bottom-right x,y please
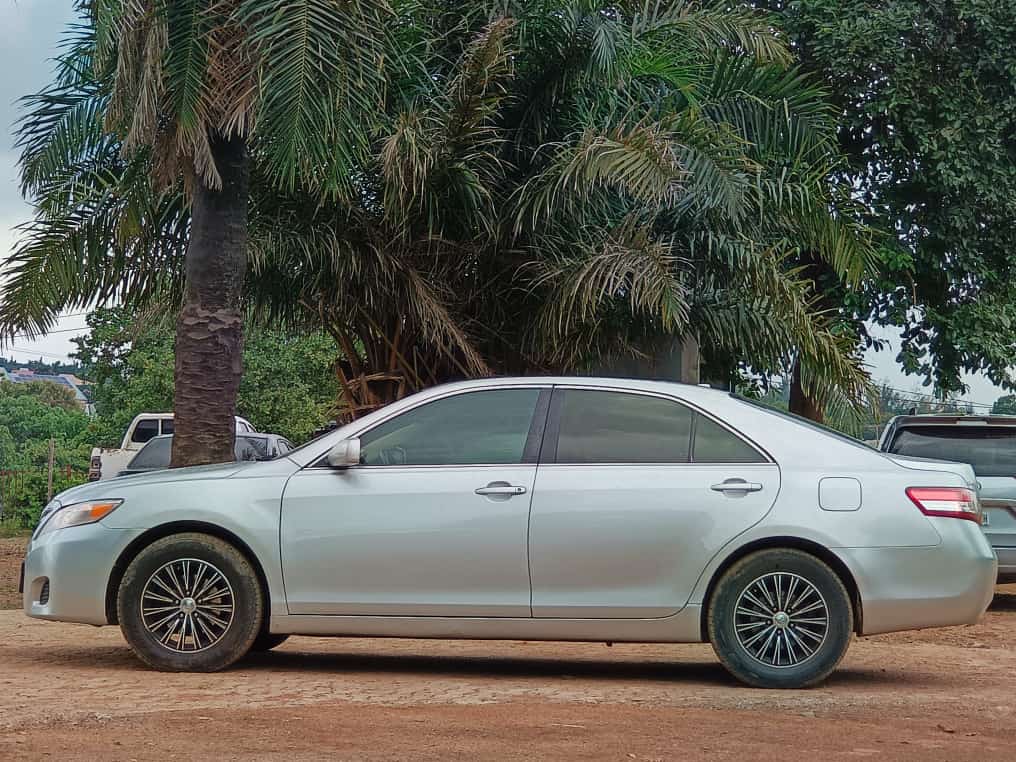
889,426 -> 1016,477
555,390 -> 693,463
693,415 -> 766,463
127,437 -> 172,469
160,419 -> 174,435
131,419 -> 160,444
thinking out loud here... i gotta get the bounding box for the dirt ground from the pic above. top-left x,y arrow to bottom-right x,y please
3,535 -> 1016,760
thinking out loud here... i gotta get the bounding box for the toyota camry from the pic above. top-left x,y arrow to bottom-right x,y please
22,378 -> 996,688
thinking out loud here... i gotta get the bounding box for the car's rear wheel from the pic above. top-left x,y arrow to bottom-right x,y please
707,548 -> 853,689
117,533 -> 263,671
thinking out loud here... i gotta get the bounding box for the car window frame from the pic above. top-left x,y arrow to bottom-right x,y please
541,385 -> 772,466
309,386 -> 553,469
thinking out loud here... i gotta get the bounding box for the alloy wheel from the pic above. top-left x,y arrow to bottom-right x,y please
140,558 -> 235,653
733,571 -> 829,668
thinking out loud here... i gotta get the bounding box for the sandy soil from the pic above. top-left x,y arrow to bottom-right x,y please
3,537 -> 1015,760
0,535 -> 28,609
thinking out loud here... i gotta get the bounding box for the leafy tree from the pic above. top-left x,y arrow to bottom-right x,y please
6,0 -> 387,467
0,382 -> 92,526
71,308 -> 339,445
4,2 -> 876,423
992,396 -> 1016,416
755,0 -> 1016,394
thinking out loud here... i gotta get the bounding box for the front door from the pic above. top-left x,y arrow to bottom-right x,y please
528,388 -> 780,618
281,387 -> 549,617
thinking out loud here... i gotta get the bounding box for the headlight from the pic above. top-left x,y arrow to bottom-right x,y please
35,500 -> 123,537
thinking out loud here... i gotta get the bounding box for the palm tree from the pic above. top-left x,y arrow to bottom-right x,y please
5,0 -> 387,464
2,1 -> 876,424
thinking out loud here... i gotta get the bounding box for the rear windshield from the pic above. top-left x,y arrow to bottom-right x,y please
889,426 -> 1016,477
127,437 -> 172,469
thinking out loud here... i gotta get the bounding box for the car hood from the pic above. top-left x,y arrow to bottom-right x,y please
54,459 -> 281,504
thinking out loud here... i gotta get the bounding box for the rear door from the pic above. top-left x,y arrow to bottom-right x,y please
528,387 -> 780,619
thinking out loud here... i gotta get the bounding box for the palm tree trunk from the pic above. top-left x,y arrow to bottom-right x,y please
789,355 -> 824,422
171,134 -> 249,467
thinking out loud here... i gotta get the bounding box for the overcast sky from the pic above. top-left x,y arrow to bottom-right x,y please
0,1 -> 1008,408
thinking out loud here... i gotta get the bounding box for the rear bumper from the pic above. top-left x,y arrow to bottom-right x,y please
994,547 -> 1016,583
840,519 -> 997,636
23,523 -> 142,626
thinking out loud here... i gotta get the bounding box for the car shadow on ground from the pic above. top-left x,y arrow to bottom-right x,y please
236,647 -> 911,689
989,592 -> 1016,612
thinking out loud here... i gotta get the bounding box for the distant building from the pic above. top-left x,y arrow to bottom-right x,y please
0,367 -> 94,415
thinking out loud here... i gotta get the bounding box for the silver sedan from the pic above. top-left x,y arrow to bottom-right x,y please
23,378 -> 996,688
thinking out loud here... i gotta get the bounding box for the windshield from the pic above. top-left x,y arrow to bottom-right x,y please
889,426 -> 1016,477
236,436 -> 270,461
125,434 -> 271,470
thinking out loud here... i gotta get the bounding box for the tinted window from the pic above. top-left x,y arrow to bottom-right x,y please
693,415 -> 765,463
555,390 -> 692,463
360,389 -> 541,466
236,436 -> 270,461
131,419 -> 160,444
160,419 -> 174,435
889,426 -> 1016,477
127,437 -> 172,469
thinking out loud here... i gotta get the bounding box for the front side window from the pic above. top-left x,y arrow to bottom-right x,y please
359,389 -> 542,466
555,390 -> 693,463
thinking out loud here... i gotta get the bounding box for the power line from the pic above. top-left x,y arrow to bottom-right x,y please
7,325 -> 89,339
882,385 -> 997,411
2,346 -> 73,361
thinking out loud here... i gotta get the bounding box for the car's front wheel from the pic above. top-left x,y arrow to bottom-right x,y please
116,533 -> 263,671
707,548 -> 853,689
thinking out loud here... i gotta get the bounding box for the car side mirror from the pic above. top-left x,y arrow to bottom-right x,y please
326,438 -> 361,469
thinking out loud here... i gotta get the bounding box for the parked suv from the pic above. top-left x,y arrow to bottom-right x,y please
879,415 -> 1016,581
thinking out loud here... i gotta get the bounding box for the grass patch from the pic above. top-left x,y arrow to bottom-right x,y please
0,520 -> 32,539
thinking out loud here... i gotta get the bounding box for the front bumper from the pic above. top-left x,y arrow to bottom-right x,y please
840,518 -> 997,636
23,522 -> 143,626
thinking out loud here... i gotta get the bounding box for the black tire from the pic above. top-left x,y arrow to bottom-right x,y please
249,632 -> 290,652
707,548 -> 853,689
116,532 -> 263,672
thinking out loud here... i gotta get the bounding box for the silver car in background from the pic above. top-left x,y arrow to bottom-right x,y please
880,414 -> 1016,582
23,378 -> 996,688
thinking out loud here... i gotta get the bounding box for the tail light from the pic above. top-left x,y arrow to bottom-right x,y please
906,487 -> 981,523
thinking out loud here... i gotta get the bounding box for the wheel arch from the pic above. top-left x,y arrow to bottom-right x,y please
699,536 -> 863,640
105,521 -> 271,626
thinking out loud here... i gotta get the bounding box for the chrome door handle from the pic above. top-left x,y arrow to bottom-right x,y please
711,480 -> 763,493
475,485 -> 527,496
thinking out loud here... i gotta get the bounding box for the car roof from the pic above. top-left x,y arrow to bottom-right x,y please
888,415 -> 1016,427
